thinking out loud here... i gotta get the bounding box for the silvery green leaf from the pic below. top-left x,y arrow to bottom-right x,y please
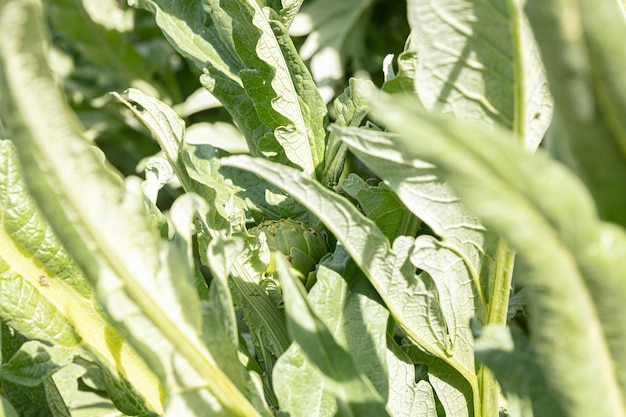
132,0 -> 327,178
0,2 -> 261,415
221,155 -> 481,411
115,89 -> 291,363
407,0 -> 553,149
1,341 -> 76,387
372,95 -> 626,417
526,0 -> 626,227
385,340 -> 437,417
275,253 -> 389,417
274,246 -> 389,417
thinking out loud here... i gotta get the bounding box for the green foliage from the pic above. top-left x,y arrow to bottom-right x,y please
0,0 -> 625,417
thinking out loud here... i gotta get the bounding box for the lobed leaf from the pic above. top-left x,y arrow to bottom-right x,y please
0,141 -> 157,416
332,125 -> 507,416
1,341 -> 76,387
385,339 -> 437,417
275,253 -> 389,416
221,155 -> 482,412
116,88 -> 291,366
274,246 -> 390,417
372,95 -> 626,417
133,0 -> 327,178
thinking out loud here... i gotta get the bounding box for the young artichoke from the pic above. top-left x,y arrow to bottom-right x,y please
249,219 -> 328,285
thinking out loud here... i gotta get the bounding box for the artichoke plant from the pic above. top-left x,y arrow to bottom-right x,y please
249,219 -> 329,288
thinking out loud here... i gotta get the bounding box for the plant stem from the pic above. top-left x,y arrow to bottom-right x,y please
479,239 -> 515,417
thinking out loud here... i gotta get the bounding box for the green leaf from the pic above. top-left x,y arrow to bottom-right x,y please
526,0 -> 626,227
322,78 -> 376,188
0,141 -> 158,416
222,1 -> 327,177
0,140 -> 91,298
221,155 -> 481,412
116,88 -> 292,361
1,324 -> 56,417
0,396 -> 18,417
275,253 -> 389,417
331,125 -> 509,415
132,0 -> 327,178
0,1 -> 260,415
342,174 -> 421,241
381,43 -> 420,98
271,0 -> 303,29
385,339 -> 437,417
372,95 -> 626,417
1,341 -> 76,387
406,0 -> 553,149
273,246 -> 390,417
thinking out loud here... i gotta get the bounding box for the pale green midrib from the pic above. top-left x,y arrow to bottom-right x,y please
480,239 -> 514,417
0,1 -> 162,412
2,6 -> 261,416
0,222 -> 163,412
222,156 -> 481,413
45,139 -> 260,417
249,0 -> 315,176
485,240 -> 514,326
45,146 -> 260,417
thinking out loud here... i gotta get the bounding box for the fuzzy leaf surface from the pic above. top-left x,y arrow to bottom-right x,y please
373,96 -> 626,417
0,1 -> 261,416
276,254 -> 389,417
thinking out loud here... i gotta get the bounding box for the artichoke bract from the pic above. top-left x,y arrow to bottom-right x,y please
250,219 -> 328,282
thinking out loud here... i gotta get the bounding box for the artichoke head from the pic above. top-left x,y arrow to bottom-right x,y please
250,219 -> 328,281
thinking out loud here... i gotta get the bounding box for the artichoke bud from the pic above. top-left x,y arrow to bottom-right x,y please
249,219 -> 328,279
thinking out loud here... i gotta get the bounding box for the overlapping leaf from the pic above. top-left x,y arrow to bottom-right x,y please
132,0 -> 327,178
275,253 -> 389,416
115,88 -> 291,365
221,155 -> 482,414
0,141 -> 157,416
372,95 -> 626,417
273,247 -> 391,417
0,1 -> 263,415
